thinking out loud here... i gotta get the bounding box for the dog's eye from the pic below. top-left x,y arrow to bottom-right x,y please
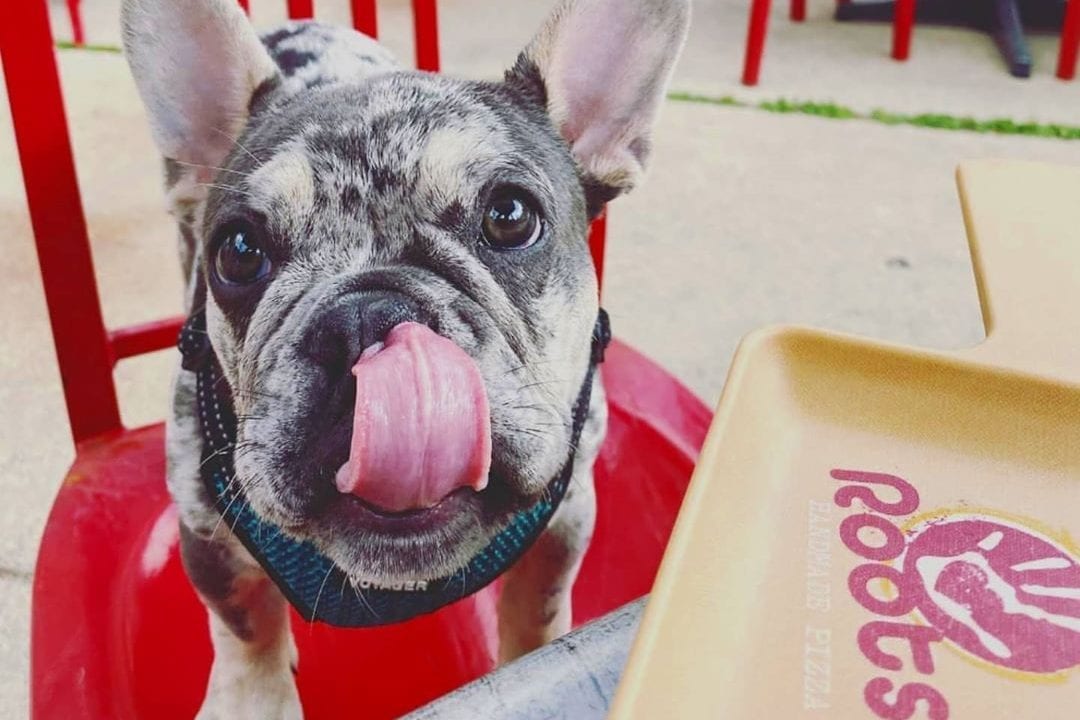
481,188 -> 542,250
214,222 -> 272,285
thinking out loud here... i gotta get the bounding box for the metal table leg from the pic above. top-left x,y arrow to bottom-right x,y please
836,0 -> 1067,78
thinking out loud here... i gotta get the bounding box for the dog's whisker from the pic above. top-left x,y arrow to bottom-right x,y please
309,565 -> 335,632
458,561 -> 469,599
170,158 -> 253,178
198,444 -> 234,469
503,358 -> 565,375
211,470 -> 267,541
349,579 -> 379,621
209,473 -> 240,541
505,403 -> 569,424
527,421 -> 570,429
512,375 -> 577,416
196,182 -> 255,199
337,573 -> 349,605
515,379 -> 569,392
210,125 -> 262,164
228,386 -> 280,401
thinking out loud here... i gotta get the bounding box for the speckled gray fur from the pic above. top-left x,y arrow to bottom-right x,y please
122,0 -> 688,715
164,20 -> 601,583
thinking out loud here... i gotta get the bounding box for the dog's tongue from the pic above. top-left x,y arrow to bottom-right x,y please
335,322 -> 491,513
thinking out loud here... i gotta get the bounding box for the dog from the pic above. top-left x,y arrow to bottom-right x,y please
120,0 -> 688,716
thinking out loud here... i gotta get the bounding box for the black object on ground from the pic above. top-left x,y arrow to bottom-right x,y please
836,0 -> 1067,78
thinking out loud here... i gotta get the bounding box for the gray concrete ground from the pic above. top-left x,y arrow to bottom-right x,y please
3,0 -> 1080,714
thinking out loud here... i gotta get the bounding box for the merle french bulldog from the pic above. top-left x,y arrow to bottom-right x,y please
120,0 -> 688,716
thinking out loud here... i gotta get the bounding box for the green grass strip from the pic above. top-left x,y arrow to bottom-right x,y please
669,90 -> 1080,140
55,40 -> 123,53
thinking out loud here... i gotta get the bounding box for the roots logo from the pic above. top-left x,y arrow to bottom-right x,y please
832,469 -> 1080,720
903,514 -> 1080,674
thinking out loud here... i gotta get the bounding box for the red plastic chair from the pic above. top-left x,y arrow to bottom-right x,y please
62,0 -> 440,71
4,1 -> 711,717
744,0 -> 1080,85
742,0 -> 906,86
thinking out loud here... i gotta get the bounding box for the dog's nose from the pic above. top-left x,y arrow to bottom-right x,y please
303,291 -> 423,372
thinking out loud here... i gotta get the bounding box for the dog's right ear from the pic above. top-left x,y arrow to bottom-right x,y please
121,0 -> 278,179
507,0 -> 690,207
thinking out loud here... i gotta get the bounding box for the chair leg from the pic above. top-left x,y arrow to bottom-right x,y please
791,0 -> 807,22
351,0 -> 378,37
412,0 -> 440,71
588,214 -> 607,293
286,0 -> 314,20
66,0 -> 84,46
1059,0 -> 1080,80
892,0 -> 916,60
742,0 -> 773,86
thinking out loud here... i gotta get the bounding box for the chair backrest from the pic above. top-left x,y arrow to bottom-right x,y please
2,0 -> 605,449
2,0 -> 119,445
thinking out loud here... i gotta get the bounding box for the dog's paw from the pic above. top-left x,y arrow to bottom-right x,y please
196,656 -> 303,720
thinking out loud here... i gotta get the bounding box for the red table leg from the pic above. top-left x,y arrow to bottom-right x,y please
1059,0 -> 1080,80
351,0 -> 378,37
892,0 -> 915,60
287,0 -> 314,20
742,0 -> 772,86
412,0 -> 440,71
66,0 -> 85,46
791,0 -> 807,22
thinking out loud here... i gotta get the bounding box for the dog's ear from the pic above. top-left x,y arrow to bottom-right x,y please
509,0 -> 690,201
121,0 -> 278,177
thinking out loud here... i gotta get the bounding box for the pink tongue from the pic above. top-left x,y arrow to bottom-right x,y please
334,322 -> 491,513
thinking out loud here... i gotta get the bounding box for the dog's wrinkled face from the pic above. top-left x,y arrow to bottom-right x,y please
208,71 -> 597,581
123,0 -> 688,584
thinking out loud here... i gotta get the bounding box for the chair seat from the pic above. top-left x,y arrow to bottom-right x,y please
31,339 -> 712,719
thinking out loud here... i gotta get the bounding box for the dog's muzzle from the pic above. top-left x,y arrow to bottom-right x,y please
177,308 -> 610,627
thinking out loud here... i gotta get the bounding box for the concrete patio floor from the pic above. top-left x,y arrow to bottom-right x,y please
3,0 -> 1080,714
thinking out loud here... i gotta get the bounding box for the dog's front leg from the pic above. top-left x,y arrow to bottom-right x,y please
180,525 -> 302,720
497,384 -> 606,663
497,476 -> 596,663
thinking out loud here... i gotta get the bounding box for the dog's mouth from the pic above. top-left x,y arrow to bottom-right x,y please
331,321 -> 493,515
333,485 -> 487,534
230,312 -> 579,581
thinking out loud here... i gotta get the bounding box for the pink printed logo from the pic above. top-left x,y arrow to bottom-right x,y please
903,515 -> 1080,674
834,470 -> 1080,720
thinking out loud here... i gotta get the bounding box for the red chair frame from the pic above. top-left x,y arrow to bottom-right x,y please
62,0 -> 439,70
5,0 -> 605,449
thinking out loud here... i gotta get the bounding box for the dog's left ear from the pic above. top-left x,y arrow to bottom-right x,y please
509,0 -> 690,202
121,0 -> 279,178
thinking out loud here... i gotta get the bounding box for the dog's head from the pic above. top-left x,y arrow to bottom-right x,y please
123,0 -> 688,583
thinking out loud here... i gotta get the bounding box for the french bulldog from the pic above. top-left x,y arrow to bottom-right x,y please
120,0 -> 688,716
